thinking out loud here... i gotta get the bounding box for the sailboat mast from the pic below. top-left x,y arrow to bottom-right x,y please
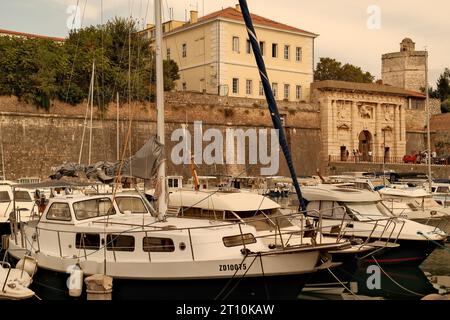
116,92 -> 120,161
238,0 -> 306,211
88,60 -> 95,166
155,0 -> 166,217
426,49 -> 432,192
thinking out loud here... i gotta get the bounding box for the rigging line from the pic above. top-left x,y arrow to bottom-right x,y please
214,252 -> 250,300
100,0 -> 105,111
64,0 -> 89,103
222,254 -> 260,300
258,253 -> 270,300
128,4 -> 133,164
417,231 -> 450,254
371,255 -> 424,297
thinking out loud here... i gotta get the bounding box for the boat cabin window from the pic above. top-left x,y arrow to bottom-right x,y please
73,198 -> 115,220
306,201 -> 348,219
13,190 -> 32,202
436,187 -> 449,193
407,202 -> 420,211
115,197 -> 148,214
168,178 -> 179,188
0,191 -> 10,203
223,233 -> 256,247
143,237 -> 175,252
106,234 -> 135,252
75,233 -> 100,250
46,203 -> 72,221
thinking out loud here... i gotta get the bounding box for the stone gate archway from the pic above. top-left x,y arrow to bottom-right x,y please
358,130 -> 373,162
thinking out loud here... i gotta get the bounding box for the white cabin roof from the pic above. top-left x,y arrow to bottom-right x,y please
169,190 -> 280,212
379,187 -> 430,198
301,185 -> 381,202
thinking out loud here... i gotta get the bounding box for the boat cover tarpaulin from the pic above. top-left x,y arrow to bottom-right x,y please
50,137 -> 164,183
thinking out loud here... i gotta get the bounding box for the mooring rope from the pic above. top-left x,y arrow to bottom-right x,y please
371,256 -> 424,297
417,231 -> 450,254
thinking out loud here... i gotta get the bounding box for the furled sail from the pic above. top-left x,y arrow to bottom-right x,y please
50,137 -> 164,183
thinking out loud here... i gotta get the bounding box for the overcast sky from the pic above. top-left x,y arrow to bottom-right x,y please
1,0 -> 448,86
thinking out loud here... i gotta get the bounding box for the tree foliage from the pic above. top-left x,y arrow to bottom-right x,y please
435,68 -> 450,102
442,99 -> 450,114
314,57 -> 374,83
0,17 -> 180,110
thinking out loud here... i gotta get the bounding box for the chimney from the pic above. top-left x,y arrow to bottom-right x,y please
190,10 -> 198,23
235,4 -> 241,12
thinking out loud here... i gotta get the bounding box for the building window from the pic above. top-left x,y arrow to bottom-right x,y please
284,84 -> 290,100
284,45 -> 290,60
182,82 -> 187,91
232,36 -> 240,53
280,114 -> 286,126
272,43 -> 278,58
246,79 -> 253,95
259,81 -> 264,96
296,47 -> 302,62
296,85 -> 302,100
143,237 -> 175,252
246,39 -> 252,54
259,41 -> 265,56
166,48 -> 171,60
272,82 -> 278,98
182,43 -> 187,58
232,78 -> 239,94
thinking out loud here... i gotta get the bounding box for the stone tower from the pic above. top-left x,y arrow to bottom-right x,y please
382,38 -> 427,93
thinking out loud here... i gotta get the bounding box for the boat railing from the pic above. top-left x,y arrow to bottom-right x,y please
13,211 -> 347,263
306,205 -> 405,250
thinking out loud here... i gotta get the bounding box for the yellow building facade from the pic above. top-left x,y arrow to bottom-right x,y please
141,5 -> 317,102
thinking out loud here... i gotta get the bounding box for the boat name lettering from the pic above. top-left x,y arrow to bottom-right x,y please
219,263 -> 247,272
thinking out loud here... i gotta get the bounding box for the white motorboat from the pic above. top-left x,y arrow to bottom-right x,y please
379,187 -> 450,233
301,185 -> 447,266
6,193 -> 345,300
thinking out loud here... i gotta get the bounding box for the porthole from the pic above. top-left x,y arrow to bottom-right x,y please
179,242 -> 187,251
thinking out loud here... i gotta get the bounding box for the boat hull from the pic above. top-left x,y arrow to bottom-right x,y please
360,238 -> 440,266
7,257 -> 313,300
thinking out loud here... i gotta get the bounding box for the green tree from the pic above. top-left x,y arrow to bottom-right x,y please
0,17 -> 180,110
435,68 -> 450,102
314,57 -> 374,83
442,99 -> 450,113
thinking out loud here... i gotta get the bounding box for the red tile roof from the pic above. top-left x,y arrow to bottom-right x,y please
172,7 -> 317,37
0,28 -> 65,42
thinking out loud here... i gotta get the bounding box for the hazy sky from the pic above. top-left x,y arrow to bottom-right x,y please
1,0 -> 448,86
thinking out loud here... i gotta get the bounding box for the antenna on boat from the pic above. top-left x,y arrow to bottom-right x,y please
155,0 -> 167,220
238,0 -> 306,212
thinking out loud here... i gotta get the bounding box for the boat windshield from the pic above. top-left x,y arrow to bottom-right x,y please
73,198 -> 115,220
245,212 -> 295,231
115,197 -> 148,214
14,190 -> 32,202
344,202 -> 389,221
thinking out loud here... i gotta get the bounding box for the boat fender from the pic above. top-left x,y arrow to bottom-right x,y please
67,264 -> 84,298
16,255 -> 37,277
